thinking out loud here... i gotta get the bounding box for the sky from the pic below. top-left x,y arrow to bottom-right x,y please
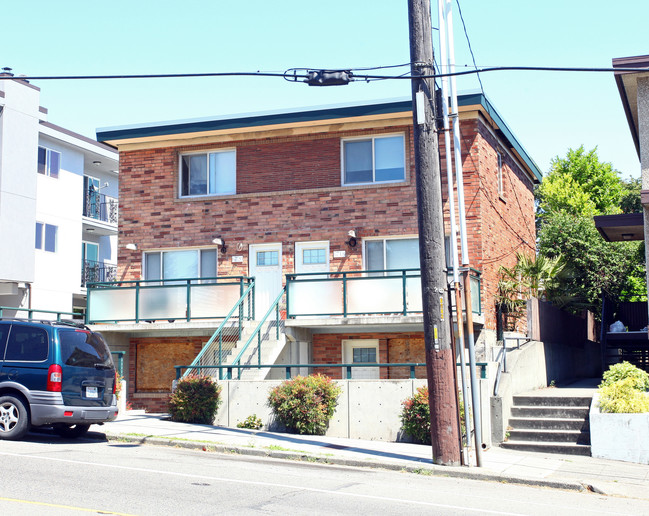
3,0 -> 648,178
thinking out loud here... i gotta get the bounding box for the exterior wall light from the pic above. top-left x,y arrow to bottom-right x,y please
347,230 -> 357,248
125,243 -> 138,251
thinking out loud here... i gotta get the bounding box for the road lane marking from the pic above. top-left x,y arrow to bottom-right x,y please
0,496 -> 135,515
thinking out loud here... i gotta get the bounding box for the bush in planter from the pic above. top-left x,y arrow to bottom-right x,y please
168,375 -> 222,424
267,374 -> 342,435
599,377 -> 649,413
600,361 -> 649,391
400,387 -> 466,444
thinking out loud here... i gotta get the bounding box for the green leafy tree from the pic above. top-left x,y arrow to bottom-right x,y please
536,148 -> 646,316
620,176 -> 642,214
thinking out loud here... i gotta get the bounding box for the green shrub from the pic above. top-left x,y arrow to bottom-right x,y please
168,375 -> 222,424
599,378 -> 649,413
237,414 -> 263,430
400,387 -> 465,444
600,361 -> 649,391
267,374 -> 342,435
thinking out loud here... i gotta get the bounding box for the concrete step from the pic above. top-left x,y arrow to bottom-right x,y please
508,417 -> 589,431
513,395 -> 592,407
507,429 -> 590,444
500,441 -> 591,456
511,406 -> 589,419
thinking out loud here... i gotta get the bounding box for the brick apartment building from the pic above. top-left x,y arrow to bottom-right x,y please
92,95 -> 541,411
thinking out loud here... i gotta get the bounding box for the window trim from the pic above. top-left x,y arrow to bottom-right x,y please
362,235 -> 420,275
35,222 -> 58,253
178,148 -> 236,198
38,146 -> 61,178
143,248 -> 218,281
340,133 -> 406,186
497,151 -> 505,198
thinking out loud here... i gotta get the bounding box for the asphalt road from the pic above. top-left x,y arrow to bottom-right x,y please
1,431 -> 648,515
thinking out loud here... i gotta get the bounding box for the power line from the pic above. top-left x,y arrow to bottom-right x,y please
454,0 -> 485,97
2,65 -> 648,83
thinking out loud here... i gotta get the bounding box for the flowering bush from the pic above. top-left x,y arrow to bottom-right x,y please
267,374 -> 342,435
400,387 -> 465,444
168,375 -> 222,424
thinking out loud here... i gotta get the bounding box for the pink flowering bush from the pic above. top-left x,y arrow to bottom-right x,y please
168,375 -> 222,424
267,374 -> 342,435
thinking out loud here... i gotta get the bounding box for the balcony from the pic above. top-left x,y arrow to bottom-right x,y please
86,277 -> 253,324
83,192 -> 118,225
286,268 -> 481,318
82,260 -> 117,288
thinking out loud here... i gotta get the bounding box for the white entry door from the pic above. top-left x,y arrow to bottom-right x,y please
249,243 -> 283,317
295,241 -> 330,276
343,339 -> 379,379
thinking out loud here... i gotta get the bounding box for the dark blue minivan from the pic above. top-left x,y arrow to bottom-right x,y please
0,319 -> 118,440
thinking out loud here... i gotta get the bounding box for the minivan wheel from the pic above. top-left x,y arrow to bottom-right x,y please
0,395 -> 29,440
53,423 -> 90,439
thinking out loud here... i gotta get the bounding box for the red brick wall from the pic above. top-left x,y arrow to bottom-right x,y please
312,332 -> 426,379
117,116 -> 536,331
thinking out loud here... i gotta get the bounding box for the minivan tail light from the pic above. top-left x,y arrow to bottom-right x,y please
113,371 -> 117,395
47,364 -> 63,392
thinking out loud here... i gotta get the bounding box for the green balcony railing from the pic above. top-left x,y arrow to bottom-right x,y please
86,276 -> 254,324
286,267 -> 481,318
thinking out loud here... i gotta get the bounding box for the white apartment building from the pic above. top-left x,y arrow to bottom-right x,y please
0,73 -> 118,317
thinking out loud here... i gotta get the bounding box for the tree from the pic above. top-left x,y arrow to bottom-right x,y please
620,176 -> 642,214
536,148 -> 646,316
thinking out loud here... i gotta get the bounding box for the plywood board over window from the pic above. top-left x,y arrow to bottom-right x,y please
387,337 -> 425,379
134,338 -> 204,392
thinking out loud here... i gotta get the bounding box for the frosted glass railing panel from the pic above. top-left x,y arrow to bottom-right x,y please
139,286 -> 187,320
471,275 -> 481,313
191,284 -> 242,318
406,277 -> 422,311
347,277 -> 403,313
88,289 -> 136,321
289,280 -> 342,316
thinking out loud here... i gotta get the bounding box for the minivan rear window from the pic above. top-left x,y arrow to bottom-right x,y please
60,330 -> 113,368
5,326 -> 48,362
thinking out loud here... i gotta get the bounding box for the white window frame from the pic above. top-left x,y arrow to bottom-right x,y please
497,151 -> 504,197
143,248 -> 218,281
342,339 -> 380,380
35,222 -> 57,253
362,235 -> 420,275
341,133 -> 406,186
37,146 -> 61,178
179,148 -> 236,198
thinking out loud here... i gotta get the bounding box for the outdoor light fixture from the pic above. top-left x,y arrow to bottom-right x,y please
125,243 -> 138,251
622,233 -> 634,240
346,230 -> 357,248
212,237 -> 227,254
93,160 -> 102,166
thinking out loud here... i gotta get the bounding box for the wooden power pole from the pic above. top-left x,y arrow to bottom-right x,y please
408,0 -> 461,466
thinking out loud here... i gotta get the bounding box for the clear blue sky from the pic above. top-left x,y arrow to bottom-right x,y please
4,0 -> 648,178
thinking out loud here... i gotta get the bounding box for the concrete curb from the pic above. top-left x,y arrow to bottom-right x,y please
103,432 -> 586,493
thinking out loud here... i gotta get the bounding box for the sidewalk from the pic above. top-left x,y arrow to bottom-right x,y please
98,410 -> 649,500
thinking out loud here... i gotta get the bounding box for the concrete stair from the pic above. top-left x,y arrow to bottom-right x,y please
501,395 -> 592,456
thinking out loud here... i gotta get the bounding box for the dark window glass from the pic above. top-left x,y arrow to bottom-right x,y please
59,330 -> 112,368
352,347 -> 376,363
37,147 -> 47,175
0,324 -> 9,357
35,222 -> 43,249
5,326 -> 49,362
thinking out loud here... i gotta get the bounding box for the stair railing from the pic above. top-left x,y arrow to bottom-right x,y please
182,280 -> 255,379
230,287 -> 286,379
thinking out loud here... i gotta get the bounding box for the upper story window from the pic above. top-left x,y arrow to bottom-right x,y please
497,151 -> 504,197
35,222 -> 57,253
342,134 -> 405,185
180,150 -> 236,197
144,249 -> 217,281
38,146 -> 61,178
364,237 -> 419,275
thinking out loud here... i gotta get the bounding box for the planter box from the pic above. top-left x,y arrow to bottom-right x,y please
590,393 -> 649,464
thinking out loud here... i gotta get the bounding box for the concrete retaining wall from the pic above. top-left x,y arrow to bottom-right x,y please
590,393 -> 649,464
214,377 -> 493,443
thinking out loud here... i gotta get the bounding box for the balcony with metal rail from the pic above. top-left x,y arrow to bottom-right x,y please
83,191 -> 118,226
82,260 -> 117,288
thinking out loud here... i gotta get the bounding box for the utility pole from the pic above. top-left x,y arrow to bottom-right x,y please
408,0 -> 461,466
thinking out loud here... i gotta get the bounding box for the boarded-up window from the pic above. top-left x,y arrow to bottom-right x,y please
135,339 -> 201,392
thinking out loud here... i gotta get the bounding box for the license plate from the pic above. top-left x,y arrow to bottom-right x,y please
86,386 -> 98,399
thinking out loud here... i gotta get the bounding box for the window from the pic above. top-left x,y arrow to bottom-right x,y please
343,134 -> 405,185
497,152 -> 504,197
37,146 -> 61,178
302,248 -> 326,265
144,249 -> 217,281
364,237 -> 420,274
180,150 -> 236,197
4,326 -> 48,362
35,223 -> 57,252
256,250 -> 279,266
343,339 -> 379,379
59,330 -> 112,368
